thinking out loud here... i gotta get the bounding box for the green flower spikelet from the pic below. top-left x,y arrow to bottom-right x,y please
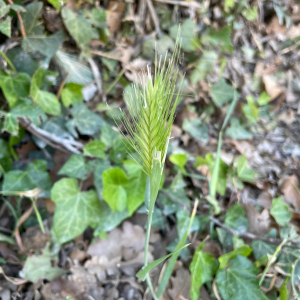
119,42 -> 183,175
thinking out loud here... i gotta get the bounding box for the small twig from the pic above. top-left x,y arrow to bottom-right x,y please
20,119 -> 83,153
161,191 -> 300,249
209,216 -> 299,248
88,58 -> 102,95
145,0 -> 162,38
6,0 -> 26,38
153,0 -> 201,9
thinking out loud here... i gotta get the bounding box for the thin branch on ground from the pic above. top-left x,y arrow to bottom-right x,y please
145,0 -> 162,38
153,0 -> 201,9
6,0 -> 26,38
161,190 -> 300,249
20,119 -> 83,154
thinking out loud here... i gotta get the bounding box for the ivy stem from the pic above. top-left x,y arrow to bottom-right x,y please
144,176 -> 158,300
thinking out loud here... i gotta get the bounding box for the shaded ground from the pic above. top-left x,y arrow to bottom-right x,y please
1,0 -> 300,299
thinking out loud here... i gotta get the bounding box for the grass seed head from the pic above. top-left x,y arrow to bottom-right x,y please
119,39 -> 183,175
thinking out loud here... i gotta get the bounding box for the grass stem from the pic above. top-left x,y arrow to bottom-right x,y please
144,176 -> 158,300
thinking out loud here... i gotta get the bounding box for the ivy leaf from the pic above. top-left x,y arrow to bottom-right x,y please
0,72 -> 31,108
216,256 -> 268,300
123,160 -> 147,215
226,118 -> 253,140
11,98 -> 47,126
83,140 -> 106,159
225,204 -> 248,233
20,2 -> 43,36
30,68 -> 61,116
61,83 -> 83,107
22,31 -> 66,58
237,155 -> 255,183
270,197 -> 291,226
71,103 -> 102,135
170,19 -> 197,52
102,168 -> 129,212
210,78 -> 236,107
0,0 -> 10,18
3,113 -> 18,135
190,242 -> 219,300
182,118 -> 208,144
51,178 -> 101,244
190,51 -> 218,84
169,154 -> 187,173
203,26 -> 233,52
58,154 -> 92,180
2,160 -> 51,197
251,240 -> 276,260
84,8 -> 107,28
19,244 -> 65,282
61,8 -> 98,52
0,17 -> 11,37
219,245 -> 252,269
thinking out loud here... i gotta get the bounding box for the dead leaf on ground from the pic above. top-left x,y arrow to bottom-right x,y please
88,221 -> 147,261
85,255 -> 120,281
22,225 -> 50,253
168,267 -> 191,300
262,75 -> 284,100
280,175 -> 300,210
243,204 -> 270,236
106,1 -> 125,35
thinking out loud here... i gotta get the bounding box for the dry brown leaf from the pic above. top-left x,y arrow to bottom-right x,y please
69,266 -> 97,294
87,222 -> 146,261
243,204 -> 270,236
124,58 -> 150,84
168,268 -> 191,300
262,75 -> 284,100
106,1 -> 125,35
280,175 -> 300,209
21,225 -> 50,253
257,192 -> 273,209
85,255 -> 120,281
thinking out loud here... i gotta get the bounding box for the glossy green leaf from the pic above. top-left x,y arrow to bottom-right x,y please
226,118 -> 253,140
190,51 -> 218,84
11,98 -> 47,126
203,26 -> 233,52
237,155 -> 255,182
83,140 -> 106,159
61,83 -> 83,107
30,68 -> 61,115
169,154 -> 187,173
170,19 -> 197,52
71,103 -> 102,135
123,160 -> 147,215
270,197 -> 291,226
84,8 -> 107,28
258,91 -> 271,106
102,168 -> 129,212
20,2 -> 43,35
0,0 -> 10,18
182,118 -> 208,144
216,256 -> 268,300
0,17 -> 11,37
22,31 -> 66,58
20,244 -> 65,282
251,240 -> 276,260
190,242 -> 218,300
58,154 -> 92,180
0,72 -> 31,108
225,203 -> 248,233
51,178 -> 101,243
61,8 -> 98,51
3,113 -> 18,135
219,245 -> 252,269
210,78 -> 235,107
3,160 -> 51,198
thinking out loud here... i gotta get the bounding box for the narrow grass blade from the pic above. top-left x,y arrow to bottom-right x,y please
156,200 -> 199,298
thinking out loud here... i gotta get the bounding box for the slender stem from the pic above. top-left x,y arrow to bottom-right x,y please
144,176 -> 158,300
0,50 -> 16,72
